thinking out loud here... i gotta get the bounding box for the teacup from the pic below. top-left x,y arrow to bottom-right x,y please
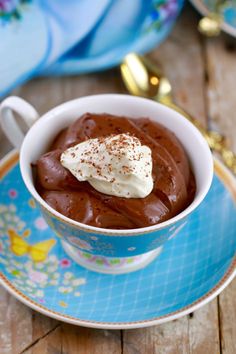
0,95 -> 213,274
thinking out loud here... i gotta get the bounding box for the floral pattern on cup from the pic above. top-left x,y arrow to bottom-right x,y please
75,249 -> 142,268
68,236 -> 93,251
40,203 -> 187,258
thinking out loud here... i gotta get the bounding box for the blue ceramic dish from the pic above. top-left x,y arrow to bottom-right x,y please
0,152 -> 235,328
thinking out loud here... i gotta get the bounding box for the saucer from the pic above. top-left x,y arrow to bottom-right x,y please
190,0 -> 236,37
0,150 -> 235,329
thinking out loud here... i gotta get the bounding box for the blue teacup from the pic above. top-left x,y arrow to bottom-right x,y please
0,95 -> 213,273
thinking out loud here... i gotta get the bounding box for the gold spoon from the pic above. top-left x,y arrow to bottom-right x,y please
120,53 -> 236,174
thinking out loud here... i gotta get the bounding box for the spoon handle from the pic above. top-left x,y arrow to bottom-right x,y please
163,100 -> 236,175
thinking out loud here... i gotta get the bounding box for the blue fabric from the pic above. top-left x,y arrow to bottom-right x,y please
0,0 -> 183,97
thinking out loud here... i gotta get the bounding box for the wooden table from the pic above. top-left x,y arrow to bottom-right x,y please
0,5 -> 235,354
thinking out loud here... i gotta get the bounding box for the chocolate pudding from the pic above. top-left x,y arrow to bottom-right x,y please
35,113 -> 196,229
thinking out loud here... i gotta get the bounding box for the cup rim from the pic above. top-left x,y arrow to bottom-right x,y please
20,94 -> 214,236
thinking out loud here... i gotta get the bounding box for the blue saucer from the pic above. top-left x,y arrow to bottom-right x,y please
0,151 -> 235,329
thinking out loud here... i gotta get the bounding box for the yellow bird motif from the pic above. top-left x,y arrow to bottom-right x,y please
8,229 -> 56,262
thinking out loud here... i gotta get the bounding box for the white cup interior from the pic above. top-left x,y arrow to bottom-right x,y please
20,94 -> 214,234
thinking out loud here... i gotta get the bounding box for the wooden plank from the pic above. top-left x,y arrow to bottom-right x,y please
123,317 -> 189,354
219,280 -> 236,354
23,325 -> 62,354
24,325 -> 122,354
31,313 -> 59,346
61,325 -> 121,354
0,134 -> 11,159
205,21 -> 236,354
13,69 -> 124,117
0,287 -> 59,354
188,301 -> 220,353
205,34 -> 236,152
0,287 -> 32,354
123,303 -> 220,354
149,6 -> 207,126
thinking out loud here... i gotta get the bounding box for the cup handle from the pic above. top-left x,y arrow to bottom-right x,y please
0,96 -> 39,149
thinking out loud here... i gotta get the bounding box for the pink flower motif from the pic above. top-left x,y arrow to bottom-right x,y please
38,298 -> 45,303
60,258 -> 71,268
68,236 -> 93,251
34,217 -> 48,230
28,269 -> 48,284
8,189 -> 17,199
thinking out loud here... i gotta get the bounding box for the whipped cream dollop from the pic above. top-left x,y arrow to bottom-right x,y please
60,133 -> 153,198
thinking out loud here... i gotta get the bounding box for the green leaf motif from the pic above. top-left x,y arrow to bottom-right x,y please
96,259 -> 104,265
110,259 -> 120,265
